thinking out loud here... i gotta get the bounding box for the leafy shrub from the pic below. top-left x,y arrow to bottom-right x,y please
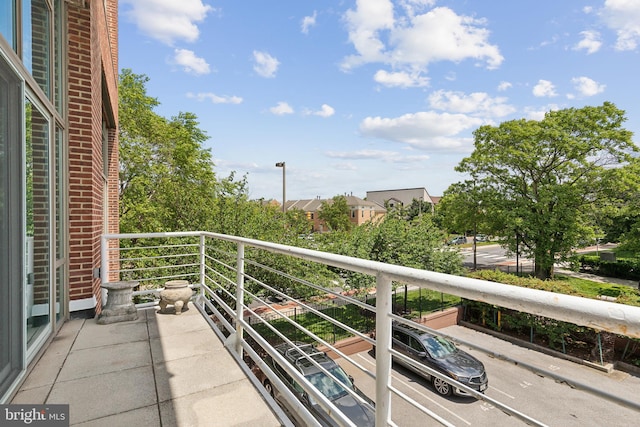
575,255 -> 640,280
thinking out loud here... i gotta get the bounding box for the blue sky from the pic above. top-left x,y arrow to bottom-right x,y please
118,0 -> 640,202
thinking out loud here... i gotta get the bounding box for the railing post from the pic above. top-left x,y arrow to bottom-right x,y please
100,235 -> 109,305
375,272 -> 392,426
235,243 -> 245,358
199,234 -> 206,299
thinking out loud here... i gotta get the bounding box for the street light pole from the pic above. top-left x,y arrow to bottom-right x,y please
275,162 -> 286,213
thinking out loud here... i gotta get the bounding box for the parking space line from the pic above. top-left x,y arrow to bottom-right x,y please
355,353 -> 472,426
488,385 -> 515,400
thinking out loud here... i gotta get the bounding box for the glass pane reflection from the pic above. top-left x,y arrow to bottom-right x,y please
25,98 -> 50,346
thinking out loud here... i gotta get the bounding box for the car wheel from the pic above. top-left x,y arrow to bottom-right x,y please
263,379 -> 274,397
432,377 -> 453,396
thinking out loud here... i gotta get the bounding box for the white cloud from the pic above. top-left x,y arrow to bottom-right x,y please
173,49 -> 210,75
270,102 -> 294,115
342,0 -> 395,70
532,79 -> 557,97
397,0 -> 437,19
602,0 -> 640,51
525,104 -> 560,120
536,35 -> 560,49
359,111 -> 483,150
497,81 -> 512,91
326,149 -> 399,159
428,90 -> 516,117
121,0 -> 212,45
571,76 -> 606,97
186,92 -> 242,104
390,8 -> 503,69
341,3 -> 503,74
332,162 -> 359,171
253,51 -> 280,78
574,30 -> 602,54
303,104 -> 335,117
325,149 -> 430,163
373,70 -> 429,87
302,11 -> 317,34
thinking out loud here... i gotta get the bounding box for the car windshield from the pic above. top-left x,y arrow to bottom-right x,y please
421,335 -> 458,358
305,366 -> 353,402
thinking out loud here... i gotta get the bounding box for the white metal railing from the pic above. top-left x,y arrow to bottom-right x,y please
101,231 -> 640,427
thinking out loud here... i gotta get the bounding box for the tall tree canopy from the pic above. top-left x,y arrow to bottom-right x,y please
118,69 -> 217,233
454,102 -> 638,279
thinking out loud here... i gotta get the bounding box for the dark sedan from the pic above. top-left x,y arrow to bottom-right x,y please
391,322 -> 488,397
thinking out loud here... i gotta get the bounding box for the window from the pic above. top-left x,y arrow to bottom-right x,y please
54,124 -> 64,321
0,0 -> 16,49
393,330 -> 409,345
25,97 -> 51,349
408,336 -> 424,352
53,0 -> 63,113
23,0 -> 51,97
0,51 -> 23,399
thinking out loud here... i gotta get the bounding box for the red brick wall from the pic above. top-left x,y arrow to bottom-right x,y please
67,0 -> 119,313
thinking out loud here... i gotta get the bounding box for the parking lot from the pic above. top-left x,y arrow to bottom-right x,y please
332,325 -> 640,426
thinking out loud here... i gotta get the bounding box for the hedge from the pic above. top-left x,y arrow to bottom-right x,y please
578,255 -> 640,280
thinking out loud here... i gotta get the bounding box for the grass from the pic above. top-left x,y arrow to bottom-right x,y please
390,287 -> 461,318
252,302 -> 375,345
251,288 -> 461,345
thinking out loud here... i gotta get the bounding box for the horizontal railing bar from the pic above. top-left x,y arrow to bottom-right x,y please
119,253 -> 198,263
106,231 -> 640,338
114,262 -> 200,274
125,273 -> 198,284
108,242 -> 200,252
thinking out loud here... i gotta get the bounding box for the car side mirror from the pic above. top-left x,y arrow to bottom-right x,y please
417,351 -> 427,358
349,375 -> 354,384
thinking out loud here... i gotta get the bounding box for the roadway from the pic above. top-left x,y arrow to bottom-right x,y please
460,242 -> 620,272
336,325 -> 640,426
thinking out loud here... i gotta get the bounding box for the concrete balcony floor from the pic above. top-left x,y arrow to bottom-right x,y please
11,306 -> 281,427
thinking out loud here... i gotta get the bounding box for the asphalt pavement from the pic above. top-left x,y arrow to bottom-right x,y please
439,323 -> 640,413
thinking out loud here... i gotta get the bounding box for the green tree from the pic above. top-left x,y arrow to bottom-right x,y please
333,211 -> 463,291
455,102 -> 637,279
437,181 -> 486,236
608,157 -> 640,252
318,195 -> 352,232
118,69 -> 217,233
405,198 -> 433,221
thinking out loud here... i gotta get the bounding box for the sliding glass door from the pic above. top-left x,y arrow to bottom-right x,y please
0,51 -> 23,400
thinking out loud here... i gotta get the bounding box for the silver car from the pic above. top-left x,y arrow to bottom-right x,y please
263,341 -> 375,426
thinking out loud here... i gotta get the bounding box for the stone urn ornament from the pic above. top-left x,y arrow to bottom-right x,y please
159,280 -> 193,314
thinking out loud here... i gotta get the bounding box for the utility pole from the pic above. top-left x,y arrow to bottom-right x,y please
275,162 -> 286,213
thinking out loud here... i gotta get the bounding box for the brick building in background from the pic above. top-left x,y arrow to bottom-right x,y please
0,0 -> 119,401
286,195 -> 387,233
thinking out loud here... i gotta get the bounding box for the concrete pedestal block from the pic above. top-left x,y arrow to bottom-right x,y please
97,281 -> 139,324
